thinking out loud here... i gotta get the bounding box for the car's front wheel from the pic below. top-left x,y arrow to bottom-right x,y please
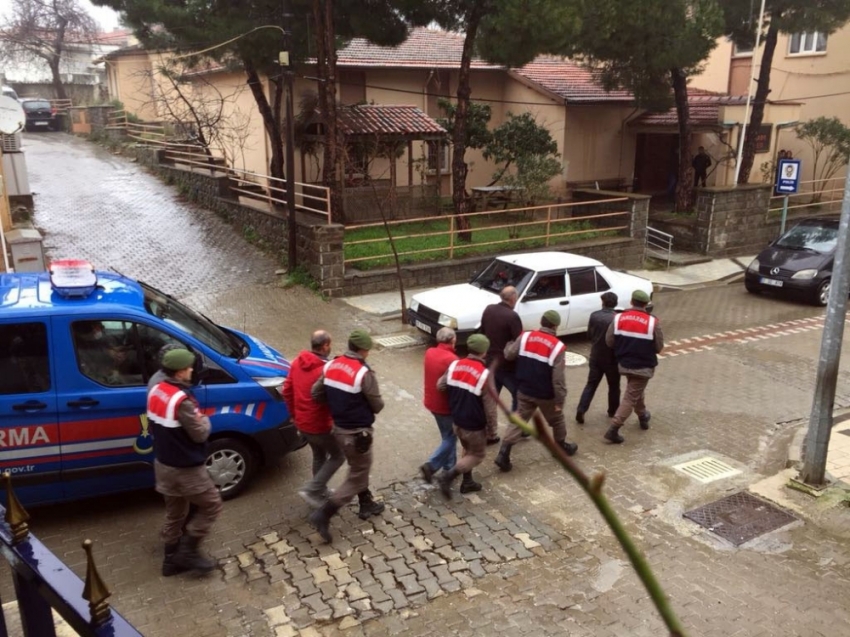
813,278 -> 830,307
205,438 -> 257,500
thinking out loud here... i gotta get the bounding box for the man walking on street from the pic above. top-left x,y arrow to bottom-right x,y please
309,330 -> 385,542
419,327 -> 459,484
495,310 -> 577,473
480,286 -> 523,444
604,290 -> 664,444
282,330 -> 343,508
692,146 -> 711,188
147,349 -> 223,576
576,292 -> 621,424
436,334 -> 497,498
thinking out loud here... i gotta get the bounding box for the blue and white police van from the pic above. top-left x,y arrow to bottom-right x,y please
0,259 -> 303,505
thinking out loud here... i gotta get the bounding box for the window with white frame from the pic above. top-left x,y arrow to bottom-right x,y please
427,141 -> 450,174
732,40 -> 753,56
789,31 -> 827,54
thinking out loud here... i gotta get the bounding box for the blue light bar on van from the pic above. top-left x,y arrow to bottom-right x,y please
49,259 -> 97,298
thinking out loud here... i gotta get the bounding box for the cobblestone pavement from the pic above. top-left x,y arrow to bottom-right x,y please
8,135 -> 850,636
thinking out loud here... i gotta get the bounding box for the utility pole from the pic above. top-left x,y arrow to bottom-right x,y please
799,169 -> 850,485
280,37 -> 298,269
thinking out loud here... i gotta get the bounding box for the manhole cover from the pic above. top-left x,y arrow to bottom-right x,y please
683,492 -> 797,546
374,334 -> 421,349
563,352 -> 587,367
672,456 -> 741,484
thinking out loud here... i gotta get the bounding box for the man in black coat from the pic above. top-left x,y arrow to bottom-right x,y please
575,292 -> 620,424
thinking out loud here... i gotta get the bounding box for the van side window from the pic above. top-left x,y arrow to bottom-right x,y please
135,323 -> 183,378
0,323 -> 50,394
73,320 -> 144,387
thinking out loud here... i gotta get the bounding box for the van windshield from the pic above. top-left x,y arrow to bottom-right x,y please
775,222 -> 838,254
141,282 -> 244,358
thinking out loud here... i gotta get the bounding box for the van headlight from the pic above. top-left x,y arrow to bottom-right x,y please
791,269 -> 818,280
438,314 -> 458,329
410,299 -> 419,312
254,376 -> 287,400
747,258 -> 760,272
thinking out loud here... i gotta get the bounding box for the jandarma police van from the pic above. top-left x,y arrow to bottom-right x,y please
0,260 -> 303,506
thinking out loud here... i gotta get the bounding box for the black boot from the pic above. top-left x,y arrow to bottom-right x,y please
575,410 -> 585,424
437,469 -> 458,500
559,440 -> 578,456
604,426 -> 624,444
639,410 -> 651,430
494,445 -> 512,472
419,463 -> 435,484
172,535 -> 216,574
310,500 -> 341,543
161,542 -> 188,577
357,490 -> 385,520
459,472 -> 482,494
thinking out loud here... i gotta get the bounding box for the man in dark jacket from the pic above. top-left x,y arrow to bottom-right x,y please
282,330 -> 343,508
419,327 -> 459,484
147,348 -> 223,576
576,292 -> 620,424
309,329 -> 385,542
604,290 -> 664,444
495,310 -> 577,473
436,334 -> 497,498
692,146 -> 711,188
479,286 -> 523,444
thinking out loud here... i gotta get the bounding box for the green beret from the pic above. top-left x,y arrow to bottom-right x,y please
542,310 -> 561,327
631,289 -> 651,304
348,329 -> 373,351
162,348 -> 195,371
466,334 -> 490,354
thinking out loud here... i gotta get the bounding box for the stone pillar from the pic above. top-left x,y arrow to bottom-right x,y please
301,222 -> 345,297
629,194 -> 651,242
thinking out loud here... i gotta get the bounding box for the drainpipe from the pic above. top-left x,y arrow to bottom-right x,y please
422,70 -> 434,189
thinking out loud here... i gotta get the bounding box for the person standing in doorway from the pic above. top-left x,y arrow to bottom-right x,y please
147,348 -> 223,576
479,286 -> 523,444
309,330 -> 385,543
692,146 -> 712,188
282,330 -> 343,508
419,327 -> 460,484
495,310 -> 577,473
603,290 -> 664,444
576,292 -> 621,424
435,334 -> 497,498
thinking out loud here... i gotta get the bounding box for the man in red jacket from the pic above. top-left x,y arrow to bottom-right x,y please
419,327 -> 460,485
282,330 -> 343,507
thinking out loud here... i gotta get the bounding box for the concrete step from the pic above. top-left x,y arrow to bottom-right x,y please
646,249 -> 713,267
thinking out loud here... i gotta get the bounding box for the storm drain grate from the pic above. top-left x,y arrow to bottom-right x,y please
683,491 -> 797,546
672,456 -> 741,484
374,334 -> 421,349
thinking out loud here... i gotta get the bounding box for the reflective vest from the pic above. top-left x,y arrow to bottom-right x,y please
446,357 -> 489,431
612,309 -> 659,369
323,355 -> 375,429
515,330 -> 565,400
147,380 -> 207,467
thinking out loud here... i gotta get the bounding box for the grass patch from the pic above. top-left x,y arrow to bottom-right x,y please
344,214 -> 614,270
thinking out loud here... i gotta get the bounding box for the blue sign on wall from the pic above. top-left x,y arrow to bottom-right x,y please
775,159 -> 801,195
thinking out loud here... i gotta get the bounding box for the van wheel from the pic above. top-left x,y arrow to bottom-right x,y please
205,438 -> 257,500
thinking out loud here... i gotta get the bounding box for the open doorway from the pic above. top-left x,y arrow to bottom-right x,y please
634,133 -> 679,196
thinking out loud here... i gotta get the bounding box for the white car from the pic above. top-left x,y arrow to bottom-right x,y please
407,252 -> 653,341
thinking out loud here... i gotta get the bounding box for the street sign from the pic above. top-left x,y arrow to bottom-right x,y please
775,159 -> 801,194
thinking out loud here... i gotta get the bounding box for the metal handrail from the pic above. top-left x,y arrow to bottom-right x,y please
645,226 -> 674,270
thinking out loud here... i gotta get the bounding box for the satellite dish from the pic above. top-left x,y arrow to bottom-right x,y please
0,96 -> 25,135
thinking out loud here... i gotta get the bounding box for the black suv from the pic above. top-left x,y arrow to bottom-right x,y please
745,216 -> 839,306
21,98 -> 57,131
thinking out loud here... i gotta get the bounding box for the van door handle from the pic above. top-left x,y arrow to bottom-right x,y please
13,400 -> 48,412
67,398 -> 100,408
559,300 -> 570,305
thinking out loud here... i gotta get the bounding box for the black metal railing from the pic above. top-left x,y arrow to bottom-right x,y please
0,473 -> 143,637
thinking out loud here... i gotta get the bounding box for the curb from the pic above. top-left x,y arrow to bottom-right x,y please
786,406 -> 850,469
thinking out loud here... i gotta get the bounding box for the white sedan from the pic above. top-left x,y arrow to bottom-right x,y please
407,252 -> 653,341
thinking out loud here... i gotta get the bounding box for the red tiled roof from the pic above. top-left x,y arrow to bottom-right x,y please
631,92 -> 749,127
336,105 -> 447,138
513,57 -> 633,103
337,28 -> 502,69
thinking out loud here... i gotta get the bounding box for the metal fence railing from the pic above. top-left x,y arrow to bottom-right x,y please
645,226 -> 674,269
343,197 -> 632,267
107,110 -> 331,221
767,177 -> 845,215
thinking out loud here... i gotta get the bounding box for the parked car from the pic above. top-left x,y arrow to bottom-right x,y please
0,259 -> 304,506
745,216 -> 839,306
1,85 -> 19,101
20,98 -> 57,131
407,251 -> 654,342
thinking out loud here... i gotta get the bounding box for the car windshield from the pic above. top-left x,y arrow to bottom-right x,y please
22,100 -> 50,111
141,281 -> 245,358
470,259 -> 534,294
775,222 -> 838,254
